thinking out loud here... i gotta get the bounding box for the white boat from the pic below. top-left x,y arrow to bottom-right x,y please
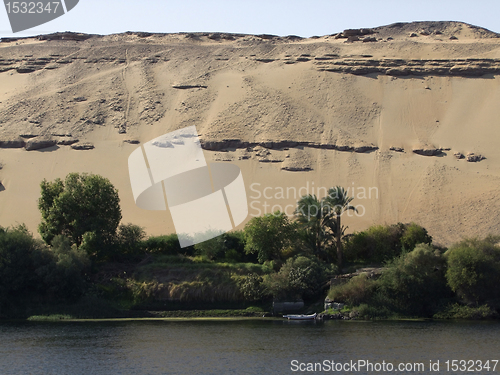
283,313 -> 317,320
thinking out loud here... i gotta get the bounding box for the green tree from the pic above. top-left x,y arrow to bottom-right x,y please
38,173 -> 122,255
445,237 -> 500,306
195,235 -> 226,261
0,227 -> 90,314
42,235 -> 90,300
142,234 -> 195,256
195,231 -> 250,263
244,212 -> 298,263
295,194 -> 336,262
262,256 -> 326,300
376,244 -> 450,316
116,223 -> 146,257
344,223 -> 431,264
222,231 -> 254,263
323,186 -> 357,268
400,222 -> 432,251
0,225 -> 46,307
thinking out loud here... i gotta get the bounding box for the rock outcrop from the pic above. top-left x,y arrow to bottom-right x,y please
466,153 -> 485,162
0,137 -> 25,148
315,58 -> 500,77
172,85 -> 208,89
56,137 -> 79,146
200,139 -> 378,153
335,28 -> 376,39
412,147 -> 444,156
25,137 -> 57,151
71,142 -> 95,150
390,147 -> 405,152
273,149 -> 313,172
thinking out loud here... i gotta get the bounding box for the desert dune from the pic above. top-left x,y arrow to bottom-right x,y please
1,21 -> 500,246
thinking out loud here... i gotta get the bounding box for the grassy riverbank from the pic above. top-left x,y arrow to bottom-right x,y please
26,308 -> 269,322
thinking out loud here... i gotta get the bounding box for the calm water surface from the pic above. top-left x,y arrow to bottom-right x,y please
1,319 -> 499,374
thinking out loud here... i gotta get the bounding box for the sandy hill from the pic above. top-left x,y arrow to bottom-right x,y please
1,21 -> 500,246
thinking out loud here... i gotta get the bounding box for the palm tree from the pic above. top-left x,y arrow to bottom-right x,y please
294,194 -> 336,262
323,186 -> 357,268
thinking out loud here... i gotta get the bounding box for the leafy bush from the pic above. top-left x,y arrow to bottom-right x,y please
222,231 -> 255,263
193,231 -> 252,263
344,224 -> 401,263
375,244 -> 451,316
328,274 -> 377,306
0,225 -> 48,305
238,273 -> 265,301
434,304 -> 498,320
263,256 -> 326,300
49,235 -> 90,299
351,303 -> 391,319
400,223 -> 432,251
142,234 -> 194,256
194,236 -> 225,261
116,223 -> 146,257
344,223 -> 431,264
0,228 -> 90,314
78,231 -> 117,262
445,236 -> 500,306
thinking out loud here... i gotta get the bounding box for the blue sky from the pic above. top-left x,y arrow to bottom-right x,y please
1,0 -> 500,38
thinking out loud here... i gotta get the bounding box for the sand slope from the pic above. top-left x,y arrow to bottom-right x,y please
1,22 -> 500,246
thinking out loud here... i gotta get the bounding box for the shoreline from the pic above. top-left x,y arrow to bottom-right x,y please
2,310 -> 497,323
6,316 -> 498,323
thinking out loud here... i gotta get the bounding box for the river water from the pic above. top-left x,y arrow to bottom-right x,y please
1,319 -> 499,374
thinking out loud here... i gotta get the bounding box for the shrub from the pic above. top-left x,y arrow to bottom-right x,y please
434,304 -> 498,320
351,303 -> 391,319
0,225 -> 48,304
116,223 -> 146,257
376,244 -> 451,316
289,256 -> 327,299
400,223 -> 432,251
48,235 -> 90,300
344,223 -> 431,264
445,237 -> 500,306
193,231 -> 252,263
78,231 -> 117,262
194,236 -> 225,261
238,273 -> 265,301
328,274 -> 377,306
263,256 -> 326,300
0,228 -> 90,312
223,231 -> 255,263
142,234 -> 194,256
344,224 -> 401,263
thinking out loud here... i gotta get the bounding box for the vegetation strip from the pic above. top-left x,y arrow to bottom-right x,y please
1,173 -> 499,321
